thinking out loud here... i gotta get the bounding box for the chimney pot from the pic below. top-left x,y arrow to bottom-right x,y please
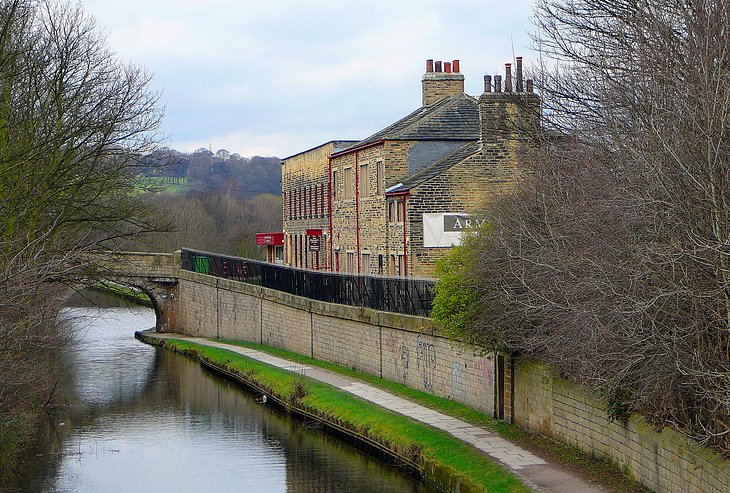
452,59 -> 460,73
526,79 -> 534,93
494,75 -> 502,92
516,56 -> 524,92
505,63 -> 512,92
484,74 -> 492,92
422,59 -> 465,106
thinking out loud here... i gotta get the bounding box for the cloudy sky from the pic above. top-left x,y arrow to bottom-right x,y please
80,0 -> 536,158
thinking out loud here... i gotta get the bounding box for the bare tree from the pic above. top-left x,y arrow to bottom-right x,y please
138,192 -> 282,259
436,0 -> 729,452
0,0 -> 163,478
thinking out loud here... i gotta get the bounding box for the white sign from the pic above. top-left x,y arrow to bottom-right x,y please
422,213 -> 485,248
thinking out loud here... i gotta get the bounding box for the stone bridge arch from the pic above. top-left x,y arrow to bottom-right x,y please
100,252 -> 180,332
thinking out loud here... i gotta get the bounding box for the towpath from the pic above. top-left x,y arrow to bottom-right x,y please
142,331 -> 604,493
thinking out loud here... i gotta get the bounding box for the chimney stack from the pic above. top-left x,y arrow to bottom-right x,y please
479,57 -> 541,146
421,58 -> 465,106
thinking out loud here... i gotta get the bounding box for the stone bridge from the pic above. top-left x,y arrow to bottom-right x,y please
100,251 -> 180,332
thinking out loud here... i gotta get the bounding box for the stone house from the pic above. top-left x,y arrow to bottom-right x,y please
281,140 -> 356,269
280,57 -> 538,277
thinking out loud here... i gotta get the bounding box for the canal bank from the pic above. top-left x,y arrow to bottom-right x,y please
137,331 -> 611,493
16,301 -> 435,492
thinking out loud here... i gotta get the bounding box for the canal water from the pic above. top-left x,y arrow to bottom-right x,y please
16,293 -> 434,492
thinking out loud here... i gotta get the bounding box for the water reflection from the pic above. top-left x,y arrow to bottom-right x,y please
17,293 -> 431,493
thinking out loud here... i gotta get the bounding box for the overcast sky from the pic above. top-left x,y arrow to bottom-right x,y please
79,0 -> 536,158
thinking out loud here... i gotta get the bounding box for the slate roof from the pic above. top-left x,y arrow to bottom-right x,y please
282,140 -> 358,161
386,141 -> 482,193
336,94 -> 479,154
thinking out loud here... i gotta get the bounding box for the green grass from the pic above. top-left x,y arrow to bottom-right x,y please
0,413 -> 36,485
137,176 -> 189,195
144,336 -> 529,493
214,338 -> 651,493
92,280 -> 152,307
217,338 -> 519,437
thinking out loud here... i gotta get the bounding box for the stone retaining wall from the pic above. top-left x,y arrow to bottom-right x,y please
170,268 -> 730,493
513,359 -> 730,493
173,270 -> 497,416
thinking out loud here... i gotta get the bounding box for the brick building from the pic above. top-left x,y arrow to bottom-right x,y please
280,57 -> 538,277
281,140 -> 355,269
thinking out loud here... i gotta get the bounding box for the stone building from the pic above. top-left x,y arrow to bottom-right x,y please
280,57 -> 538,277
281,140 -> 355,269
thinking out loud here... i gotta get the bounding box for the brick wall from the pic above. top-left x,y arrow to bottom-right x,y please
330,141 -> 417,275
283,142 -> 352,270
378,321 -> 495,414
514,359 -> 730,493
422,72 -> 465,106
173,269 -> 496,415
406,140 -> 520,276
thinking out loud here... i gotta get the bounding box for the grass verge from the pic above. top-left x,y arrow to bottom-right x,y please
137,333 -> 529,493
0,413 -> 36,487
215,338 -> 651,493
91,280 -> 152,307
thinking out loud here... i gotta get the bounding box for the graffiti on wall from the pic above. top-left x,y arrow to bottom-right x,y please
416,339 -> 436,391
400,344 -> 410,383
451,362 -> 466,401
476,355 -> 494,394
385,331 -> 410,383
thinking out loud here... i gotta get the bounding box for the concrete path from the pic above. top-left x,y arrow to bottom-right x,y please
143,332 -> 604,493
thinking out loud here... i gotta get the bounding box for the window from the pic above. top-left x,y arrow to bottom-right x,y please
361,253 -> 370,274
320,184 -> 325,216
378,254 -> 383,275
310,185 -> 314,217
312,185 -> 317,218
343,167 -> 353,199
398,254 -> 405,276
303,187 -> 307,217
293,235 -> 298,266
346,252 -> 355,273
300,235 -> 305,268
359,164 -> 369,198
388,198 -> 403,222
376,161 -> 384,195
332,170 -> 338,200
